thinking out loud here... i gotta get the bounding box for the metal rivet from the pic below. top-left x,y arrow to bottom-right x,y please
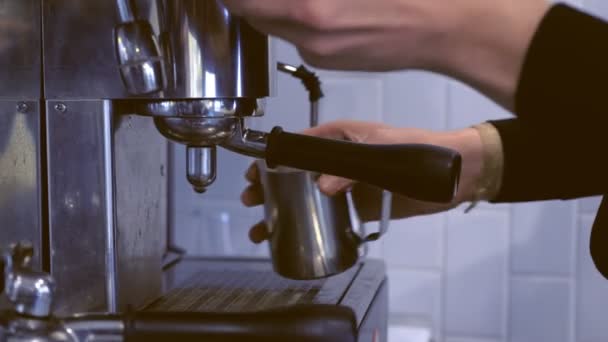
54,103 -> 67,113
16,102 -> 28,113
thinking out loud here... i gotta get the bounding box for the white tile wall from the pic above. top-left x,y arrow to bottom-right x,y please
511,201 -> 576,276
318,77 -> 383,124
388,270 -> 442,335
509,277 -> 571,342
583,0 -> 608,19
444,210 -> 509,338
576,215 -> 608,342
447,81 -> 512,130
384,215 -> 444,270
389,325 -> 432,342
445,338 -> 500,342
383,71 -> 448,130
579,197 -> 602,215
171,3 -> 608,341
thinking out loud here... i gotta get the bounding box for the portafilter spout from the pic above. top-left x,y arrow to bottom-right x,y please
186,146 -> 216,194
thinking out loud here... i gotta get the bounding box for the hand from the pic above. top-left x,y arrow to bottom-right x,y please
241,120 -> 485,243
222,0 -> 548,109
224,0 -> 450,71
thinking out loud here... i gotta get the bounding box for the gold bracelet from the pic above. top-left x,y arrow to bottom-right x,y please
464,123 -> 504,213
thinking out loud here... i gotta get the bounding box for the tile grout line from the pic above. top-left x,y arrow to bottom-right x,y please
570,200 -> 580,342
509,273 -> 576,282
440,212 -> 448,342
504,205 -> 513,342
440,79 -> 451,341
378,74 -> 386,123
377,75 -> 387,268
444,80 -> 452,131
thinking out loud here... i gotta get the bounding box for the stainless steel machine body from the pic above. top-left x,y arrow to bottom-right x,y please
46,101 -> 168,314
0,243 -> 388,342
0,0 -> 460,321
44,0 -> 270,100
0,1 -> 43,269
41,0 -> 272,313
1,0 -> 273,314
45,0 -> 272,195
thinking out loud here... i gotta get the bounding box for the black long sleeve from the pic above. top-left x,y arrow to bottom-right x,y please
487,4 -> 608,201
489,118 -> 604,202
489,3 -> 608,278
516,4 -> 608,131
495,4 -> 608,200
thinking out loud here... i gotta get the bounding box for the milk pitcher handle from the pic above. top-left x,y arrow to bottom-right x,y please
351,190 -> 392,244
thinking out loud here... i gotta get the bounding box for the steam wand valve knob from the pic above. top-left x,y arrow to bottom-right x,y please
4,242 -> 56,318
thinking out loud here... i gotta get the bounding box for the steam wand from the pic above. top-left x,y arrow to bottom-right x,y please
277,62 -> 324,127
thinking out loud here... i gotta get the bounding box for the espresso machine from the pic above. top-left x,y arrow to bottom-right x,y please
0,0 -> 460,340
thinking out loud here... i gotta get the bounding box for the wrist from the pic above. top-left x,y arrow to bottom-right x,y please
434,128 -> 485,206
436,123 -> 505,210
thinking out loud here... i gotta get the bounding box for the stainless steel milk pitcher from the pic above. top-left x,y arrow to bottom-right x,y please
257,162 -> 392,280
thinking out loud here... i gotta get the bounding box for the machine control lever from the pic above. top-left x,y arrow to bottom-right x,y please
1,242 -> 55,318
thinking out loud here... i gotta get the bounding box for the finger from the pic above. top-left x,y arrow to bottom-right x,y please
249,220 -> 270,244
301,122 -> 350,140
318,175 -> 354,195
245,162 -> 260,183
301,120 -> 389,142
241,183 -> 264,207
222,0 -> 292,19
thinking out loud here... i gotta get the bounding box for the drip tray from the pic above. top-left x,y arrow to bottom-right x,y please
145,258 -> 361,313
146,269 -> 324,312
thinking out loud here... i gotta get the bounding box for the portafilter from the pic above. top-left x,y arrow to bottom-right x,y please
143,107 -> 462,203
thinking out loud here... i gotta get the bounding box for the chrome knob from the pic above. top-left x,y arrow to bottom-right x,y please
114,0 -> 165,95
5,269 -> 55,318
3,242 -> 55,318
115,21 -> 165,95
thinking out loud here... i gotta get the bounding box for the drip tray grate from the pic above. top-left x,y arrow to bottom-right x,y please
146,269 -> 328,313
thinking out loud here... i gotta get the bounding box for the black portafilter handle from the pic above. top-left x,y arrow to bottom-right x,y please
124,305 -> 356,342
265,127 -> 462,203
